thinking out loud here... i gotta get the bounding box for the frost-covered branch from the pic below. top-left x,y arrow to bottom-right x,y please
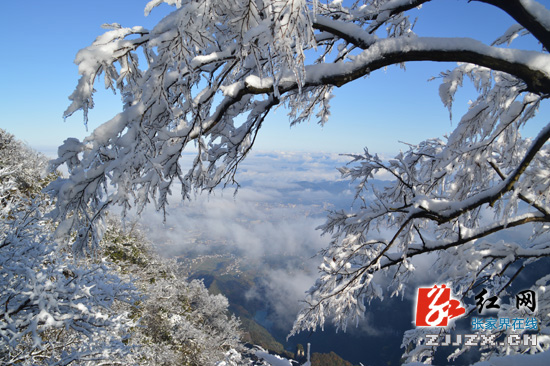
50,1 -> 550,255
50,1 -> 550,364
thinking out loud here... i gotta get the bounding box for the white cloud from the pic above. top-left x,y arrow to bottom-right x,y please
136,151 -> 414,335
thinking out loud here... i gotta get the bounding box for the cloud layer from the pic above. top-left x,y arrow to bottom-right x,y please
138,152 -> 357,330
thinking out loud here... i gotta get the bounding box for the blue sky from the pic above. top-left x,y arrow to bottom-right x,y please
1,1 -> 549,156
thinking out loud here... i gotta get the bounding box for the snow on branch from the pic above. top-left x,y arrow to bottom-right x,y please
50,1 -> 550,364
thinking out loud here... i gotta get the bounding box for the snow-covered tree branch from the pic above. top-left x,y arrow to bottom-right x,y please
50,0 -> 550,364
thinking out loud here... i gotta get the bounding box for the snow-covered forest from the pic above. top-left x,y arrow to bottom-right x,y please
0,128 -> 266,365
3,0 -> 550,364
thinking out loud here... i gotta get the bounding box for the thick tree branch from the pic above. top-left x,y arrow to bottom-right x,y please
407,123 -> 550,225
313,16 -> 378,49
217,37 -> 550,108
476,0 -> 550,51
317,212 -> 550,305
489,160 -> 550,216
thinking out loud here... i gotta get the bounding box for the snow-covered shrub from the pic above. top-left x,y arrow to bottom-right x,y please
101,217 -> 243,365
0,130 -> 138,365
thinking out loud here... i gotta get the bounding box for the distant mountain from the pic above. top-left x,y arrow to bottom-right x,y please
311,351 -> 354,366
181,252 -> 409,366
188,269 -> 292,358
